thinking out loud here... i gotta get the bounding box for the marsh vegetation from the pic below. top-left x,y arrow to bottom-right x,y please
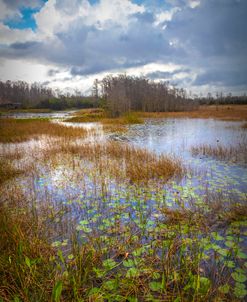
0,108 -> 246,302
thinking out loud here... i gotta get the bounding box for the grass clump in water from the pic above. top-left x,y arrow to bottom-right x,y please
191,142 -> 247,163
0,118 -> 86,143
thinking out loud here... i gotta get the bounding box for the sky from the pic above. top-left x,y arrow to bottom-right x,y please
0,0 -> 246,96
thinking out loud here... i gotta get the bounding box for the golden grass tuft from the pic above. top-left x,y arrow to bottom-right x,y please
0,118 -> 86,143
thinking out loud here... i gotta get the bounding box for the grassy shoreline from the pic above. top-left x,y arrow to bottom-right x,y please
64,105 -> 247,124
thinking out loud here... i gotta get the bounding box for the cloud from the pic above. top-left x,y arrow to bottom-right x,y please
2,0 -> 44,9
0,23 -> 36,44
0,0 -> 246,95
146,68 -> 191,81
194,70 -> 247,87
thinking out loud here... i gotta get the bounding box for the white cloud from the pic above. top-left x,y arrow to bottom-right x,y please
34,0 -> 72,38
81,0 -> 145,29
34,0 -> 145,38
0,58 -> 58,83
154,7 -> 180,26
188,0 -> 201,9
0,24 -> 36,44
125,62 -> 183,76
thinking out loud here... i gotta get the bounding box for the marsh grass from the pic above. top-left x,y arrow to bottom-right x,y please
65,109 -> 143,125
0,158 -> 23,185
0,116 -> 246,301
191,143 -> 247,163
0,189 -> 56,301
42,140 -> 184,184
136,105 -> 247,121
0,118 -> 86,143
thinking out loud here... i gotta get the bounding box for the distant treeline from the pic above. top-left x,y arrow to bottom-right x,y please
0,80 -> 98,110
96,75 -> 197,116
0,78 -> 246,113
197,93 -> 247,105
0,80 -> 53,107
36,97 -> 99,110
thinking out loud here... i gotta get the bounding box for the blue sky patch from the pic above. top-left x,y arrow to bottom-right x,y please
4,7 -> 40,31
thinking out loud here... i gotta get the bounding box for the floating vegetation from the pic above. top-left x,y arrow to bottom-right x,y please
0,116 -> 246,301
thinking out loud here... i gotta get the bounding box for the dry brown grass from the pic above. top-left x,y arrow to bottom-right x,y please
136,105 -> 247,121
43,140 -> 184,184
0,118 -> 86,143
191,142 -> 247,163
66,105 -> 247,123
0,120 -> 183,185
0,158 -> 23,185
102,124 -> 127,133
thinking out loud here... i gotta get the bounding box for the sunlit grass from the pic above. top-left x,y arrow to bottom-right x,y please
0,118 -> 87,143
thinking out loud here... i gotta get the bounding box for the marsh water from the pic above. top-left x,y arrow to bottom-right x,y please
1,113 -> 247,300
2,113 -> 247,282
5,114 -> 247,204
8,116 -> 244,229
1,110 -> 75,119
116,118 -> 247,192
